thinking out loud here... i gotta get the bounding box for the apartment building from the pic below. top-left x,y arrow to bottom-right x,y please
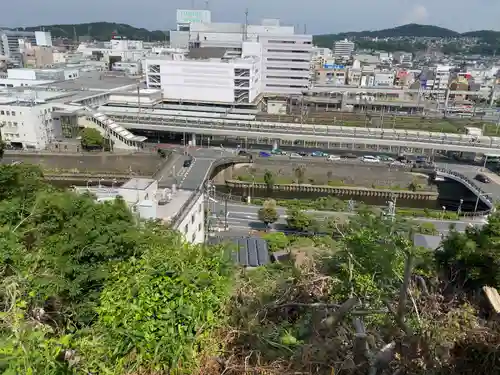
333,39 -> 355,59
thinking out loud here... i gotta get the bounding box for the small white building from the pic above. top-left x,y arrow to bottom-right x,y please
0,96 -> 57,149
74,179 -> 206,244
373,72 -> 395,87
333,39 -> 355,59
34,31 -> 53,47
145,46 -> 262,103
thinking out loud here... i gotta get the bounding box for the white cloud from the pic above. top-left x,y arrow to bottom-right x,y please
401,4 -> 429,24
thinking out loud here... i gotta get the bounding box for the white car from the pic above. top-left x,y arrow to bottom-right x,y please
289,152 -> 303,159
361,155 -> 380,163
327,154 -> 341,161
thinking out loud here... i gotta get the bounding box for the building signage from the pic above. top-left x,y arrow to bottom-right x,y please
323,64 -> 344,69
176,9 -> 211,24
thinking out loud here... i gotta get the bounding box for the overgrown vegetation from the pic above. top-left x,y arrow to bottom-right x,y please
1,163 -> 499,374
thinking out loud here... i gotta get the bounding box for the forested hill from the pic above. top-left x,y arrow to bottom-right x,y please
314,23 -> 500,46
11,22 -> 169,41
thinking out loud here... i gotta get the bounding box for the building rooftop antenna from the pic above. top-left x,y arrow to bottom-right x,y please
244,8 -> 249,41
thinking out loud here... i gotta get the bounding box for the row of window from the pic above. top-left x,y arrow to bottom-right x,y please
267,49 -> 312,54
1,121 -> 21,127
266,40 -> 312,45
0,110 -> 16,116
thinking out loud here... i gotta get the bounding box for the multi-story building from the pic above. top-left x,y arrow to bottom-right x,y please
0,97 -> 57,149
0,30 -> 38,66
258,35 -> 312,95
145,45 -> 262,103
169,9 -> 312,96
333,39 -> 355,59
373,72 -> 395,87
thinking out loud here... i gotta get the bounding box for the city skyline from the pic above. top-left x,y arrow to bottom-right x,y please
1,0 -> 499,35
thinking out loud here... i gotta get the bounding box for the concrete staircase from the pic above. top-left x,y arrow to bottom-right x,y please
79,106 -> 146,150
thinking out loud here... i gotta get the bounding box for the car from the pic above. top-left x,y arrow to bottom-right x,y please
327,154 -> 341,161
475,173 -> 491,183
259,151 -> 271,157
238,150 -> 251,156
271,148 -> 287,155
341,153 -> 358,159
311,151 -> 327,157
298,151 -> 308,157
289,152 -> 303,159
183,158 -> 193,168
390,160 -> 406,167
361,155 -> 380,163
378,155 -> 395,162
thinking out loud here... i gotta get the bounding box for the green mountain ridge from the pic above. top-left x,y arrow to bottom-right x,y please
9,22 -> 169,41
7,21 -> 500,45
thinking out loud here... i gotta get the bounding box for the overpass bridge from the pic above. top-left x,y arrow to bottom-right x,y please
108,111 -> 500,154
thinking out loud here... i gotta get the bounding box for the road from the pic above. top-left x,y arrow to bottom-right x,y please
208,202 -> 487,237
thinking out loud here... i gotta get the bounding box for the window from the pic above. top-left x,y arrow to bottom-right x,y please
191,214 -> 195,224
191,233 -> 196,242
198,223 -> 202,231
6,111 -> 9,116
198,204 -> 202,213
184,224 -> 188,233
13,122 -> 18,126
0,110 -> 4,115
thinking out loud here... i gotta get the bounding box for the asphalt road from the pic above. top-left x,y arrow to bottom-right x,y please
209,201 -> 487,237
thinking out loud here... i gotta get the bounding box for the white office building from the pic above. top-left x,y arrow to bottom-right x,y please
333,39 -> 355,58
0,96 -> 57,149
145,45 -> 262,103
169,9 -> 312,96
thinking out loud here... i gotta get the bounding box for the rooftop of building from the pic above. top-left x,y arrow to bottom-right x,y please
38,71 -> 138,92
121,178 -> 156,191
156,189 -> 194,222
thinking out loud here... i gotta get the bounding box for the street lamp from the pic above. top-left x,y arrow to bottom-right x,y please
458,198 -> 464,216
441,205 -> 446,218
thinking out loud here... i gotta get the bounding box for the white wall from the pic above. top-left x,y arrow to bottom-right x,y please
0,78 -> 53,88
35,31 -> 52,47
175,192 -> 205,244
146,57 -> 261,103
0,103 -> 56,149
118,180 -> 158,204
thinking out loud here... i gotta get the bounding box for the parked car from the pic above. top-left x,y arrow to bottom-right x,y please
361,155 -> 380,163
298,151 -> 308,156
183,158 -> 193,168
475,173 -> 491,183
327,154 -> 341,161
311,151 -> 328,157
289,152 -> 303,159
271,148 -> 287,155
259,151 -> 271,157
342,153 -> 358,159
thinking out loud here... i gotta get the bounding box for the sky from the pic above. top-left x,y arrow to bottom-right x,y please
1,0 -> 499,34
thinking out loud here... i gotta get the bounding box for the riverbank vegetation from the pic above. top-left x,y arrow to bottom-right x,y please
1,162 -> 499,375
251,196 -> 461,220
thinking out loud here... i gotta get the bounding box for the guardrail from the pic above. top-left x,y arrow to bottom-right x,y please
170,156 -> 252,228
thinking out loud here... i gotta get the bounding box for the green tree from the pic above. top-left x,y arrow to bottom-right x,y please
436,210 -> 500,290
262,232 -> 289,252
258,199 -> 279,227
263,169 -> 275,192
286,208 -> 313,232
80,128 -> 105,150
